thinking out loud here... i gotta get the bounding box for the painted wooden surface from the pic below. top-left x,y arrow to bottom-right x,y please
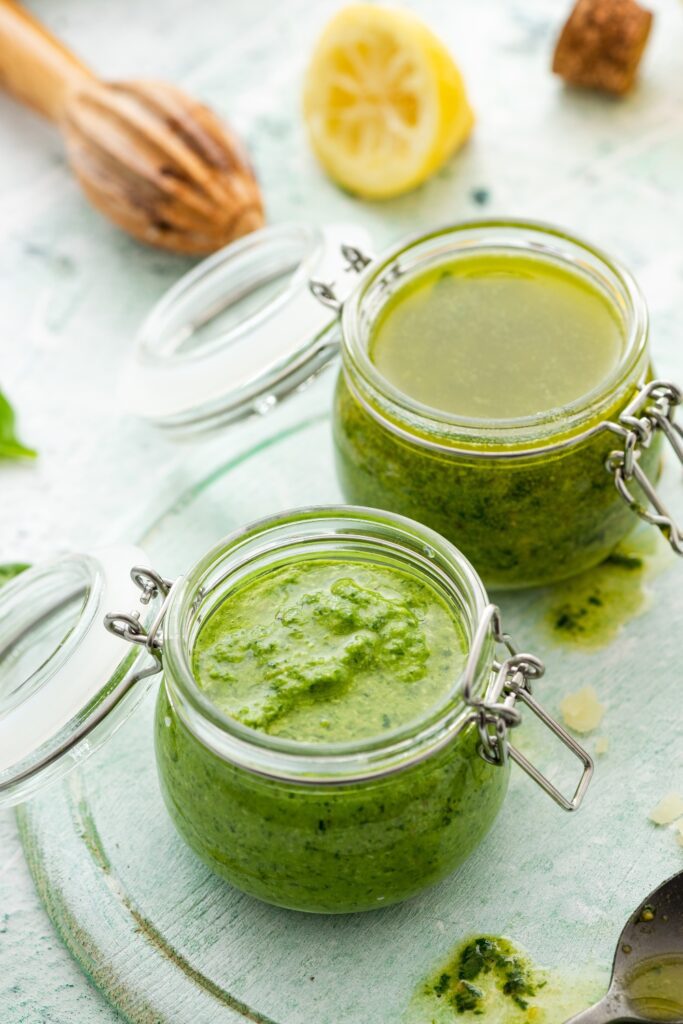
2,0 -> 683,1020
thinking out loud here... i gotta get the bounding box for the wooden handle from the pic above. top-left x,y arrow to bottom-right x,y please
0,0 -> 92,121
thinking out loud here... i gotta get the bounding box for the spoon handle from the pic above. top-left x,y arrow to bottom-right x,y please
0,0 -> 92,122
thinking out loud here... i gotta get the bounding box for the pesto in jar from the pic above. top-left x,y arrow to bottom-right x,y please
191,559 -> 467,743
155,550 -> 508,913
155,680 -> 507,913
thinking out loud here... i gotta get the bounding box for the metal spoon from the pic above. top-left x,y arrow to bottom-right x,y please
566,869 -> 683,1023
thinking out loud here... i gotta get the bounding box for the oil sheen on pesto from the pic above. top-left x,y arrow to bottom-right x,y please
192,559 -> 467,743
369,252 -> 625,419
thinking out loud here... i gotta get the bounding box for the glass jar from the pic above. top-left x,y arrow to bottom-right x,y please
332,222 -> 680,588
124,220 -> 683,589
0,507 -> 592,914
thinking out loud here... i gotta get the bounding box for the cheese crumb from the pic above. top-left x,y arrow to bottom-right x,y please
559,686 -> 606,733
595,736 -> 609,755
675,820 -> 683,848
648,793 -> 683,826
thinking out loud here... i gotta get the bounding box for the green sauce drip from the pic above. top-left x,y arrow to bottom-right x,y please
192,559 -> 466,744
426,937 -> 540,1014
542,530 -> 670,649
369,252 -> 625,420
405,936 -> 607,1023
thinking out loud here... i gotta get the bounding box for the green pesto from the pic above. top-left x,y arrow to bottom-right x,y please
545,550 -> 647,649
439,937 -> 540,1012
369,254 -> 625,420
191,560 -> 466,743
407,936 -> 606,1023
155,685 -> 508,912
333,374 -> 661,589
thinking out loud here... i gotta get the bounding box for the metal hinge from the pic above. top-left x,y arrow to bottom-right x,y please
309,244 -> 374,312
462,605 -> 594,812
104,566 -> 175,659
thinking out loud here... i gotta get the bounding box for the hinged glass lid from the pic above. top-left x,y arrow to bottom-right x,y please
123,222 -> 373,433
0,546 -> 158,807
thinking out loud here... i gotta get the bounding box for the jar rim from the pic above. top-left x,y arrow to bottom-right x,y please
341,218 -> 649,450
161,505 -> 494,782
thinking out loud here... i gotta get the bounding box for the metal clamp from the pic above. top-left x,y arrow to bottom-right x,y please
462,605 -> 594,812
104,566 -> 175,661
309,244 -> 374,313
606,380 -> 683,555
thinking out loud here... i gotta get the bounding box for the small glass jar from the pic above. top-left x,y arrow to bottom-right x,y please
0,507 -> 592,914
124,220 -> 683,590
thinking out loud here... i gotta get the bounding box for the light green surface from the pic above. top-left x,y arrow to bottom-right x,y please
2,0 -> 683,1019
17,378 -> 683,1022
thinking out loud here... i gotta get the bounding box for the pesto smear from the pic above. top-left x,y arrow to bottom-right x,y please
192,559 -> 466,742
427,936 -> 541,1013
406,935 -> 607,1023
369,252 -> 625,419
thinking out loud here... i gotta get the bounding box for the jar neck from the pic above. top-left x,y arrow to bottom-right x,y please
341,219 -> 649,452
162,506 -> 494,783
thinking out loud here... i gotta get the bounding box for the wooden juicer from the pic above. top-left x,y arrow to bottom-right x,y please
0,0 -> 265,254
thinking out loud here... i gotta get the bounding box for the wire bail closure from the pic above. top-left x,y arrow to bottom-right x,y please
309,244 -> 374,312
104,567 -> 176,661
462,605 -> 594,812
606,379 -> 683,554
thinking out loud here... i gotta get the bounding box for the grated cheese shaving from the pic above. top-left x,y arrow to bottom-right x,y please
559,686 -> 605,733
648,793 -> 683,826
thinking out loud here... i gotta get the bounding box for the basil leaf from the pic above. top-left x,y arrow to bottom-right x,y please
0,390 -> 36,460
0,563 -> 29,588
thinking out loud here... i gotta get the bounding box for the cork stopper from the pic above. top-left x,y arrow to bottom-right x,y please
552,0 -> 653,96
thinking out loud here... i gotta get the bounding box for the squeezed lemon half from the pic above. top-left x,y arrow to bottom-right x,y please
303,4 -> 474,199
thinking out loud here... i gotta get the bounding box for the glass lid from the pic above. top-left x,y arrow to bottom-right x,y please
0,545 -> 157,807
122,221 -> 373,434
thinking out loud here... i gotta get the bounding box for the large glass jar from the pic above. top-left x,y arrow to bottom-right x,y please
150,507 -> 591,913
125,220 -> 683,590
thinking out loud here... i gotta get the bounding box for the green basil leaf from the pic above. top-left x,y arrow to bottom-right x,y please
0,563 -> 29,588
0,390 -> 36,460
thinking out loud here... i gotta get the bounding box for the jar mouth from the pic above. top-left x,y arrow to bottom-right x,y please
342,218 -> 649,449
162,506 -> 494,781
